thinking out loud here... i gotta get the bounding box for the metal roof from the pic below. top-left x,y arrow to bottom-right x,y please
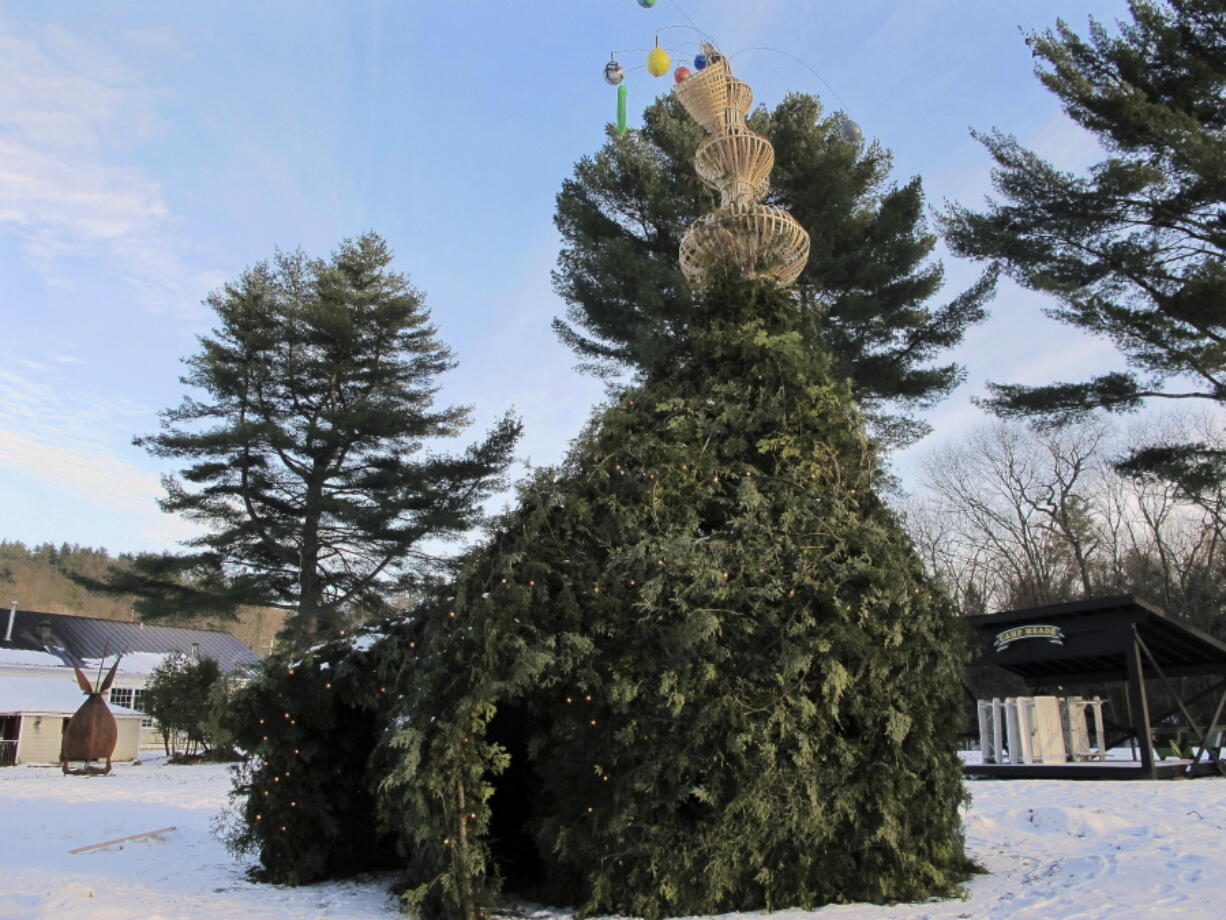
0,609 -> 260,674
967,594 -> 1226,683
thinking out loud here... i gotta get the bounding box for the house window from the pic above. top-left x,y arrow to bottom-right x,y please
110,688 -> 155,728
110,687 -> 134,709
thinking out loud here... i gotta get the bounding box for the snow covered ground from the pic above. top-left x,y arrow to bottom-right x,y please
1,758 -> 1223,920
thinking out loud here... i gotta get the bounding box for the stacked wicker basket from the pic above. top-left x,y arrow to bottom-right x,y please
674,45 -> 810,287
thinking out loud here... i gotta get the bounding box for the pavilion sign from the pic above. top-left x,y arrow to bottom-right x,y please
993,624 -> 1065,653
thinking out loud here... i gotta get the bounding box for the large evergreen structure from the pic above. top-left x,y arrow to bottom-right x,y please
228,278 -> 974,920
375,277 -> 967,919
941,0 -> 1226,490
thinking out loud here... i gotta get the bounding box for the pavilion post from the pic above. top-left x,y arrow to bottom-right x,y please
1126,625 -> 1156,778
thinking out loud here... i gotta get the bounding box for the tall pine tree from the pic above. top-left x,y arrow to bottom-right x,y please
106,234 -> 519,646
554,93 -> 995,447
376,275 -> 974,920
941,0 -> 1226,490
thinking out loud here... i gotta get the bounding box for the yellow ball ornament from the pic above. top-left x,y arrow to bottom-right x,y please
646,46 -> 670,77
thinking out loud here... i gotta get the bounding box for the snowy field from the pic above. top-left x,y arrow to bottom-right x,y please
1,758 -> 1223,920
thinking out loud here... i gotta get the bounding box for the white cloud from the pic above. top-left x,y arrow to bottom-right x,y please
0,365 -> 197,550
0,19 -> 208,311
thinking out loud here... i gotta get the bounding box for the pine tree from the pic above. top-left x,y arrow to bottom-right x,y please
106,234 -> 520,646
377,276 -> 975,920
940,0 -> 1226,488
554,93 -> 995,447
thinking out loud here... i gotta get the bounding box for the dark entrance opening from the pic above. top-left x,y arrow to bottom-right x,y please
0,715 -> 19,767
486,703 -> 546,895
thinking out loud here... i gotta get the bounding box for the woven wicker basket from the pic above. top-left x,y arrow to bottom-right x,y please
674,55 -> 735,132
679,202 -> 810,286
694,128 -> 774,205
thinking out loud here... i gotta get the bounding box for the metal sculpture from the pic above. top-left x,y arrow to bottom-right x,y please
674,43 -> 810,287
60,655 -> 123,776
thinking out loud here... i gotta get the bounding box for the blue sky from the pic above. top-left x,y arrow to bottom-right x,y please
0,0 -> 1131,555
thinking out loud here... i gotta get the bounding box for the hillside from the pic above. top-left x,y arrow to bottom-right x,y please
0,541 -> 285,655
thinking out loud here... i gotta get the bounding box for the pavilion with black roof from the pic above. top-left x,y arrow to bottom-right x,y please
964,595 -> 1226,779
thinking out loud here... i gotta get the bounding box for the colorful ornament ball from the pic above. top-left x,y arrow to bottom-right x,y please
637,0 -> 658,7
694,53 -> 707,70
604,60 -> 624,85
646,46 -> 670,77
674,66 -> 691,83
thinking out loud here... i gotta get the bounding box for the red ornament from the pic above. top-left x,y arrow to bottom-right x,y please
673,66 -> 691,84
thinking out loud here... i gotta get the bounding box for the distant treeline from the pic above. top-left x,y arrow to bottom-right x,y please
0,540 -> 284,655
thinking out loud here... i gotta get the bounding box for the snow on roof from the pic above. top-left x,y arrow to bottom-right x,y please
81,651 -> 175,676
0,647 -> 68,668
0,674 -> 141,717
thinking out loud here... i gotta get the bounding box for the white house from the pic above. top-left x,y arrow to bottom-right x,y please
0,606 -> 261,763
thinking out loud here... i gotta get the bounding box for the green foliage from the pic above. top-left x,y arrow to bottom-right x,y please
144,654 -> 223,757
553,93 -> 994,447
940,0 -> 1226,485
221,627 -> 408,883
199,665 -> 256,756
376,278 -> 974,919
104,233 -> 520,647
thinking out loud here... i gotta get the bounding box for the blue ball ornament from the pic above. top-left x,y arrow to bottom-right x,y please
694,54 -> 707,70
637,0 -> 658,7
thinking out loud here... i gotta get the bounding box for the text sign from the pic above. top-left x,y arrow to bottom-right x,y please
993,624 -> 1065,652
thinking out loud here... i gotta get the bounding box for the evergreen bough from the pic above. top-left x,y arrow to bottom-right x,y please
223,626 -> 408,883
